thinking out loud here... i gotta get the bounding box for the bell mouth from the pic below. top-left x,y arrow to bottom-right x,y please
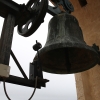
34,43 -> 99,74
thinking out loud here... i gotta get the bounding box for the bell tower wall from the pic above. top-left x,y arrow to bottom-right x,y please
70,0 -> 100,100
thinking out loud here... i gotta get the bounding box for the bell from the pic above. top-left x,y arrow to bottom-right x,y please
34,13 -> 99,74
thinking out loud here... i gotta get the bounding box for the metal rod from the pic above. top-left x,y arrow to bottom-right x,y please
11,50 -> 28,79
0,75 -> 48,88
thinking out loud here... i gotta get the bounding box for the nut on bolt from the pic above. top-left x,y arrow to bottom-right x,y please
33,41 -> 42,51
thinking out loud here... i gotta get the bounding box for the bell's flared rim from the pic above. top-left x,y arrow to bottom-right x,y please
34,43 -> 99,74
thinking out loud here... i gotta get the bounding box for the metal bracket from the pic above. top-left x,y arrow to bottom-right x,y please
0,14 -> 49,88
0,64 -> 10,78
92,44 -> 100,65
50,0 -> 74,13
48,5 -> 63,16
30,41 -> 43,80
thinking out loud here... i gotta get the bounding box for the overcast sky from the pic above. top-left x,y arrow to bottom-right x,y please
0,0 -> 77,100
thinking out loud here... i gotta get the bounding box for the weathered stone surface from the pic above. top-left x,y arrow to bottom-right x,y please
70,0 -> 100,100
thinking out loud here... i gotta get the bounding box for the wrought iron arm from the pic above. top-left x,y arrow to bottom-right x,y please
10,50 -> 28,79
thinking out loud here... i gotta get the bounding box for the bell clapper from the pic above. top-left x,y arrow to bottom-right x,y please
65,48 -> 71,73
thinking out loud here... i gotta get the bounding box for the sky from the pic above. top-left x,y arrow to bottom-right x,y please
0,0 -> 77,100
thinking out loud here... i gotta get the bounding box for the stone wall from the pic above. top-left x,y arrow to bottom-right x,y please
70,0 -> 100,100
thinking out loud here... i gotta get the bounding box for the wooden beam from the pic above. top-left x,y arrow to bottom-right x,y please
0,14 -> 15,65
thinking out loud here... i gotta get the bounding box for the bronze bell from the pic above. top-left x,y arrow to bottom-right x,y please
34,13 -> 99,74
